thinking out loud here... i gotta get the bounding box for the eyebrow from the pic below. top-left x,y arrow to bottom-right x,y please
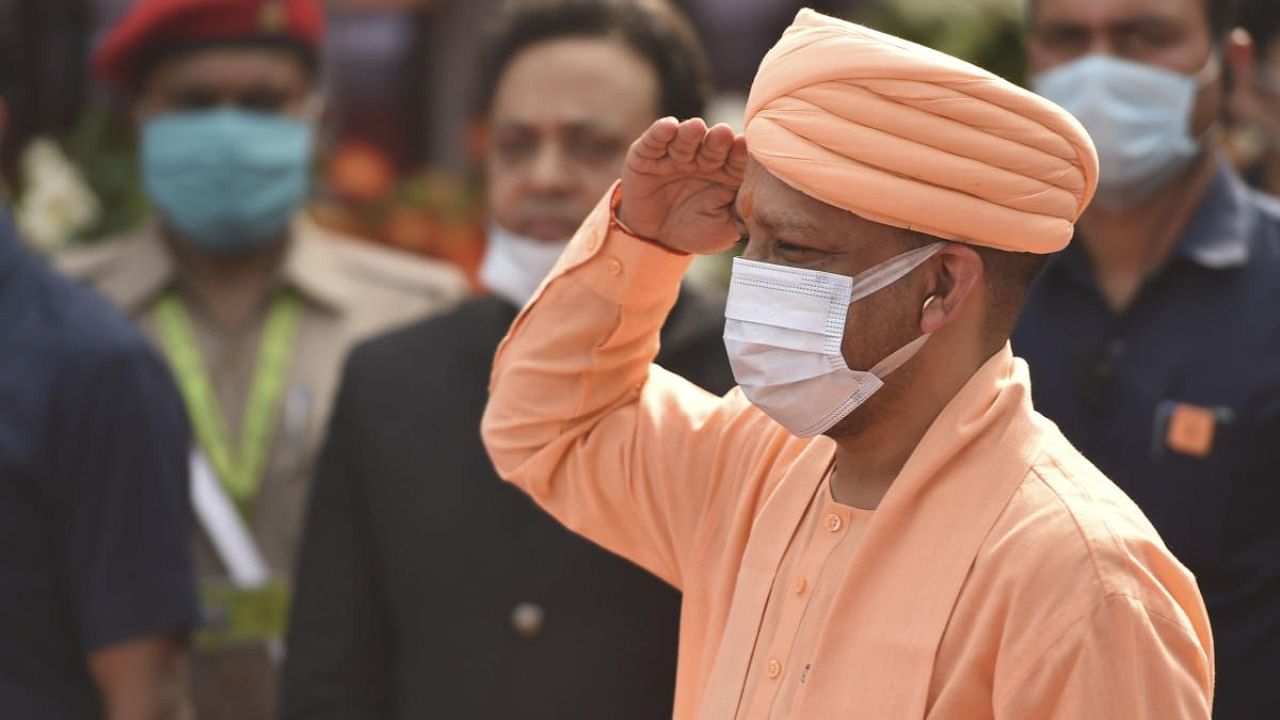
758,212 -> 817,233
1034,12 -> 1179,34
733,197 -> 821,235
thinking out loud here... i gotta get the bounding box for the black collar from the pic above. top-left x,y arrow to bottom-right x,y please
1051,160 -> 1256,286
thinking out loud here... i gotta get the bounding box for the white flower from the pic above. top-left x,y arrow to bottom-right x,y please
15,137 -> 102,254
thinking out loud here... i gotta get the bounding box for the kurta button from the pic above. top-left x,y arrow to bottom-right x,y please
794,577 -> 807,595
606,258 -> 623,275
587,235 -> 599,251
511,602 -> 544,638
825,513 -> 843,533
767,659 -> 782,679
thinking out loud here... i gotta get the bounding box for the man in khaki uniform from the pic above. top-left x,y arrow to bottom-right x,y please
59,1 -> 466,718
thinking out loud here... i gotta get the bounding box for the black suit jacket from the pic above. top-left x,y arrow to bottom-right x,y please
282,289 -> 734,719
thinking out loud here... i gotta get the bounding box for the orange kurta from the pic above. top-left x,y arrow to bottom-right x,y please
481,188 -> 1214,718
739,471 -> 874,718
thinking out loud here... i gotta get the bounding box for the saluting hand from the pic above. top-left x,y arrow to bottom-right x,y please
618,117 -> 748,256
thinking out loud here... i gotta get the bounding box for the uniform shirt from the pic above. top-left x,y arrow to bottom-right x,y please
58,216 -> 466,720
481,187 -> 1215,719
0,209 -> 197,718
1014,162 -> 1280,720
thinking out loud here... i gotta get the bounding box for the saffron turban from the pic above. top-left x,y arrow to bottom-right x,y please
744,10 -> 1098,254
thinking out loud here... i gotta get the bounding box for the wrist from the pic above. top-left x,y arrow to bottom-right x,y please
609,185 -> 689,257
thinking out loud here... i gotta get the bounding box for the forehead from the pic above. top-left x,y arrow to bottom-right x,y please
1031,0 -> 1206,30
145,45 -> 311,91
737,159 -> 896,240
490,37 -> 659,128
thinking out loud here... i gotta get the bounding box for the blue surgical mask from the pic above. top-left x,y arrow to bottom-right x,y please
1032,54 -> 1216,207
142,109 -> 314,253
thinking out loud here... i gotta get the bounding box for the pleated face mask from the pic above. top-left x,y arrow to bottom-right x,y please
723,242 -> 944,437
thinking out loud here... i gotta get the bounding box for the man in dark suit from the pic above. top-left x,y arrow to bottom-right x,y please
281,2 -> 734,717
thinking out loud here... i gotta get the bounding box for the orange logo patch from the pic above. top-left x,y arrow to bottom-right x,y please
1166,403 -> 1216,458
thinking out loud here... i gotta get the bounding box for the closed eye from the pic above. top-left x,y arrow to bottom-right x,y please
776,240 -> 822,257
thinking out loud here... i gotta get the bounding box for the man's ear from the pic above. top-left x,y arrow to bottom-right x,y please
920,243 -> 982,335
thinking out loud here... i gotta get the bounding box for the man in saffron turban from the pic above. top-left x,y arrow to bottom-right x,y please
483,9 -> 1214,718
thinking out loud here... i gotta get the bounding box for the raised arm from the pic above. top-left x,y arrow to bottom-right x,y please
481,119 -> 754,587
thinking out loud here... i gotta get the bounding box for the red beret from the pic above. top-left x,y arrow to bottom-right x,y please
94,0 -> 326,90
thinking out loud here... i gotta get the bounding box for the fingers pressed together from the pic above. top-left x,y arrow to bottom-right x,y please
635,117 -> 747,178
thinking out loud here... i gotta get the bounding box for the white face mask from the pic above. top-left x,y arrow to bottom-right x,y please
478,223 -> 569,308
723,242 -> 945,437
1032,54 -> 1216,208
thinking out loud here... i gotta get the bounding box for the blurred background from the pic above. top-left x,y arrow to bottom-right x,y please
0,0 -> 1027,285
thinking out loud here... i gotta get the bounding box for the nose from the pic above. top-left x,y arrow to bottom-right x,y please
1084,36 -> 1117,57
528,141 -> 574,194
738,235 -> 776,264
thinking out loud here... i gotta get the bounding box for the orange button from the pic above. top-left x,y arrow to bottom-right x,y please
825,513 -> 843,533
793,577 -> 807,595
605,258 -> 623,275
767,659 -> 782,679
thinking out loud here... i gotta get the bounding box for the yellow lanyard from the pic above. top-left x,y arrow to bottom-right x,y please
155,291 -> 301,514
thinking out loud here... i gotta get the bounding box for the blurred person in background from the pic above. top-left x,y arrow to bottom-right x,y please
415,0 -> 855,171
57,1 -> 467,718
1225,0 -> 1280,195
1017,0 -> 1280,716
282,1 -> 733,717
0,17 -> 197,720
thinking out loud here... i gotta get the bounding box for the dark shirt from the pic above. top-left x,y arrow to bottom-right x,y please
0,210 -> 198,718
283,291 -> 735,720
1013,164 -> 1280,720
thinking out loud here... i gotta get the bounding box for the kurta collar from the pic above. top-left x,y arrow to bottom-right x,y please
1173,160 -> 1254,269
1052,158 -> 1254,287
700,344 -> 1040,718
814,343 -> 1041,716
